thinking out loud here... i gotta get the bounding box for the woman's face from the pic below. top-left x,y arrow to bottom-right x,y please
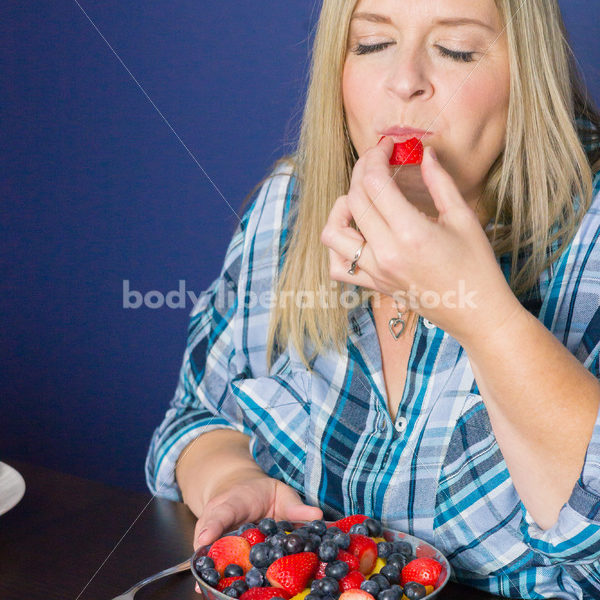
343,0 -> 510,207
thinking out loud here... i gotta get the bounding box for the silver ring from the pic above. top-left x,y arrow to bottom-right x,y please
347,240 -> 366,275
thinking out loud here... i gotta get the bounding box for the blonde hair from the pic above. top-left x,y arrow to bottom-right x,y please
263,0 -> 600,370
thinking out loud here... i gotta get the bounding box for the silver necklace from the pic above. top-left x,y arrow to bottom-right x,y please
388,301 -> 409,340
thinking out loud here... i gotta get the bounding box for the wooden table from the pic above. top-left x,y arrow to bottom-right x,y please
0,460 -> 504,600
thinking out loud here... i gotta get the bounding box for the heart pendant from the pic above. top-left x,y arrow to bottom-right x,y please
388,317 -> 405,340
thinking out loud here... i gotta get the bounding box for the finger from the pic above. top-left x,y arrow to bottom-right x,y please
321,195 -> 382,277
194,500 -> 240,550
274,484 -> 324,522
327,245 -> 378,290
352,137 -> 421,233
420,146 -> 471,221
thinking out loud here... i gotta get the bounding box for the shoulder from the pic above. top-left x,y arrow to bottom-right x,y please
240,157 -> 300,272
566,170 -> 600,268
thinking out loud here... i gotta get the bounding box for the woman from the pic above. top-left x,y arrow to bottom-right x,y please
146,0 -> 600,597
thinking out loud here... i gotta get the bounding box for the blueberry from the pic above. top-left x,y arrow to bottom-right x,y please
380,564 -> 400,584
325,559 -> 349,580
390,585 -> 403,597
269,547 -> 285,562
319,577 -> 339,596
349,523 -> 369,535
309,533 -> 323,548
277,520 -> 295,532
369,574 -> 390,590
223,586 -> 240,598
364,518 -> 383,537
310,580 -> 322,595
194,555 -> 215,571
377,541 -> 393,559
361,580 -> 380,596
268,531 -> 288,548
239,522 -> 257,533
245,567 -> 264,588
327,526 -> 343,536
258,518 -> 279,536
309,519 -> 328,536
231,580 -> 249,594
386,553 -> 407,570
249,542 -> 271,568
378,588 -> 400,600
318,540 -> 339,562
200,567 -> 220,588
303,538 -> 317,552
403,582 -> 427,600
284,533 -> 305,554
224,564 -> 244,578
332,532 -> 350,550
393,541 -> 413,558
305,595 -> 321,600
295,527 -> 310,539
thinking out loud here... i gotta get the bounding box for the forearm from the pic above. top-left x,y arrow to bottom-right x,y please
461,303 -> 600,530
176,429 -> 264,509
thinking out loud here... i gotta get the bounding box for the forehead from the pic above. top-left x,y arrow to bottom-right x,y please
350,0 -> 502,29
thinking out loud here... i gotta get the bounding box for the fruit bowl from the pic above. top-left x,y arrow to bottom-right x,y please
191,520 -> 451,600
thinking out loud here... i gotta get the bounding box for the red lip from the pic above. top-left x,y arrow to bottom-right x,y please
381,127 -> 432,138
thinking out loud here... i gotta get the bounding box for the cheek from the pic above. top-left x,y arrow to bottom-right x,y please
452,71 -> 510,148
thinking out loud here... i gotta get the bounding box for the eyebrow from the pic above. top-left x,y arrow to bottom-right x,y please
350,12 -> 496,32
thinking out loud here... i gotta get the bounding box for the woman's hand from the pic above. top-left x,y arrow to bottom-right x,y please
193,472 -> 323,551
320,136 -> 521,346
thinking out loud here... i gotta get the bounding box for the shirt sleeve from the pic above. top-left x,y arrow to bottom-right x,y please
518,172 -> 600,566
144,160 -> 309,502
144,208 -> 254,501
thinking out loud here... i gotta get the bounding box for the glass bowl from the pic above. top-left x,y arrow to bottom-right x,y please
191,521 -> 451,599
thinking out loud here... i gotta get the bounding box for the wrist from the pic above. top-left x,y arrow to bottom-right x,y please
456,285 -> 525,352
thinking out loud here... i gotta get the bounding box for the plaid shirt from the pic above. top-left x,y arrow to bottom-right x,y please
146,159 -> 600,599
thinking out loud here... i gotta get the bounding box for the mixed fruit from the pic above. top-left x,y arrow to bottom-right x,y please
194,515 -> 444,600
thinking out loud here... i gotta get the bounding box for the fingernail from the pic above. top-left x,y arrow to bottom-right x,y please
196,527 -> 208,544
196,582 -> 201,593
378,135 -> 386,145
427,146 -> 438,162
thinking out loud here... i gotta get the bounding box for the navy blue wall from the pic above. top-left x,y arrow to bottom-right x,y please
2,1 -> 599,492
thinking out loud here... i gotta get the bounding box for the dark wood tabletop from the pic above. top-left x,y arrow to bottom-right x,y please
0,460 -> 505,600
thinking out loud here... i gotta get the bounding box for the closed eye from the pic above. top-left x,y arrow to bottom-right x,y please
351,42 -> 395,55
436,45 -> 475,63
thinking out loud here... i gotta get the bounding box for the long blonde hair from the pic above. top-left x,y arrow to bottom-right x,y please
263,0 -> 600,370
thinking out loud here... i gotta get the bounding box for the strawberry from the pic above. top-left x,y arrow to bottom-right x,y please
314,561 -> 328,579
400,557 -> 443,587
208,535 -> 252,576
217,576 -> 245,591
338,590 -> 376,600
339,570 -> 365,592
347,534 -> 377,575
266,552 -> 319,596
337,549 -> 360,572
389,138 -> 424,166
240,588 -> 292,600
329,515 -> 369,533
241,527 -> 267,546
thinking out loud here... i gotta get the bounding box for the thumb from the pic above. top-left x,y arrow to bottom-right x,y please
276,484 -> 323,522
421,146 -> 468,219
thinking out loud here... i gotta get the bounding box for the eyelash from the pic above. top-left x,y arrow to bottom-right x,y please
351,42 -> 475,63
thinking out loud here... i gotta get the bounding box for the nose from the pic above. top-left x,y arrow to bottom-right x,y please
385,46 -> 433,101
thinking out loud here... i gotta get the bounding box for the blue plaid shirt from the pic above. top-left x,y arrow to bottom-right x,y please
146,160 -> 600,599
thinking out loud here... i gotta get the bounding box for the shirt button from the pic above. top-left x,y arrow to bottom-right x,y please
423,318 -> 435,329
395,416 -> 408,433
